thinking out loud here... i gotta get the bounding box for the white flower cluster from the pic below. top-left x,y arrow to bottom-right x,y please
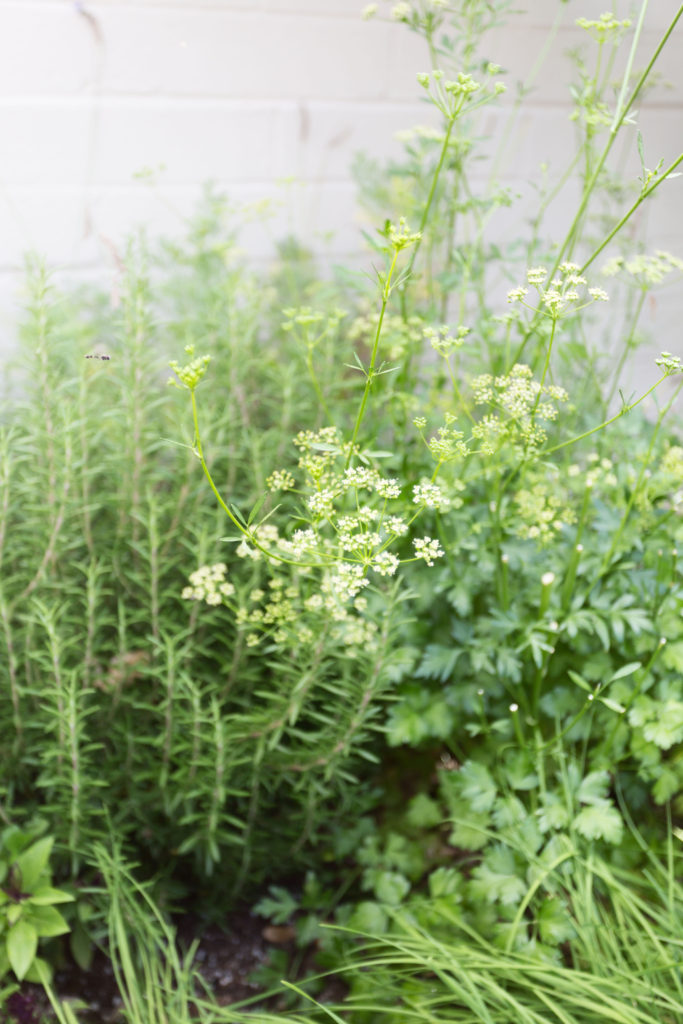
413,479 -> 450,511
471,364 -> 568,454
602,250 -> 683,286
182,563 -> 235,606
413,536 -> 445,566
267,469 -> 296,492
507,263 -> 609,320
424,323 -> 470,358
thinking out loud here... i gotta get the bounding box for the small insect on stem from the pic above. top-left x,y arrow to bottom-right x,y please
85,353 -> 111,361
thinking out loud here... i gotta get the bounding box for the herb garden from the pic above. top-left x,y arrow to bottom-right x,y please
1,3 -> 682,1023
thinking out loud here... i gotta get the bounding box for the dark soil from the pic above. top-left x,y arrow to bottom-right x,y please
2,909 -> 285,1023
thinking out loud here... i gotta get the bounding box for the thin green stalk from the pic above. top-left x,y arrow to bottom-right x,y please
346,246 -> 400,464
190,388 -> 325,568
510,4 -> 683,367
597,374 -> 683,576
581,150 -> 683,274
540,371 -> 669,457
399,117 -> 456,318
562,0 -> 673,263
605,288 -> 647,406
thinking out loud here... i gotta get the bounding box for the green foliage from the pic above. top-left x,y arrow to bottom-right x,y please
0,822 -> 73,984
1,1 -> 683,1019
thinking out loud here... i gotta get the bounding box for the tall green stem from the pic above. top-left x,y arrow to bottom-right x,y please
346,248 -> 400,465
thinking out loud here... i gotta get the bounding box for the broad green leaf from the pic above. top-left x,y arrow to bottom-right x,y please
25,904 -> 70,938
7,919 -> 38,980
24,955 -> 52,985
14,837 -> 53,891
30,886 -> 74,906
70,924 -> 94,972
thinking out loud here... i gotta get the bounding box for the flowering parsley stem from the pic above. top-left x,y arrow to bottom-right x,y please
509,5 -> 682,369
581,151 -> 683,274
305,349 -> 333,423
561,0 -> 679,264
539,373 -> 668,457
598,375 -> 683,575
189,390 -> 324,569
400,116 -> 455,318
605,290 -> 647,406
346,248 -> 399,466
532,317 -> 557,419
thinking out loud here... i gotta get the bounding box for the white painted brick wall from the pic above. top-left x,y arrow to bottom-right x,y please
0,0 -> 681,362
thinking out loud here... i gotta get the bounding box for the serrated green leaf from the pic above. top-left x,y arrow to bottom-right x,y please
372,871 -> 410,906
459,760 -> 497,813
577,770 -> 610,806
253,886 -> 298,924
7,919 -> 38,980
428,867 -> 463,899
469,846 -> 526,906
538,896 -> 576,944
347,901 -> 387,934
574,804 -> 623,844
416,644 -> 460,681
447,814 -> 490,851
652,767 -> 681,805
405,794 -> 443,829
643,701 -> 683,750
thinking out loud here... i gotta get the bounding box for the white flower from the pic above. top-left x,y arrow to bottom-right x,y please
386,515 -> 408,536
372,551 -> 400,576
413,480 -> 448,511
392,2 -> 411,20
375,476 -> 401,499
527,266 -> 548,285
413,536 -> 445,565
